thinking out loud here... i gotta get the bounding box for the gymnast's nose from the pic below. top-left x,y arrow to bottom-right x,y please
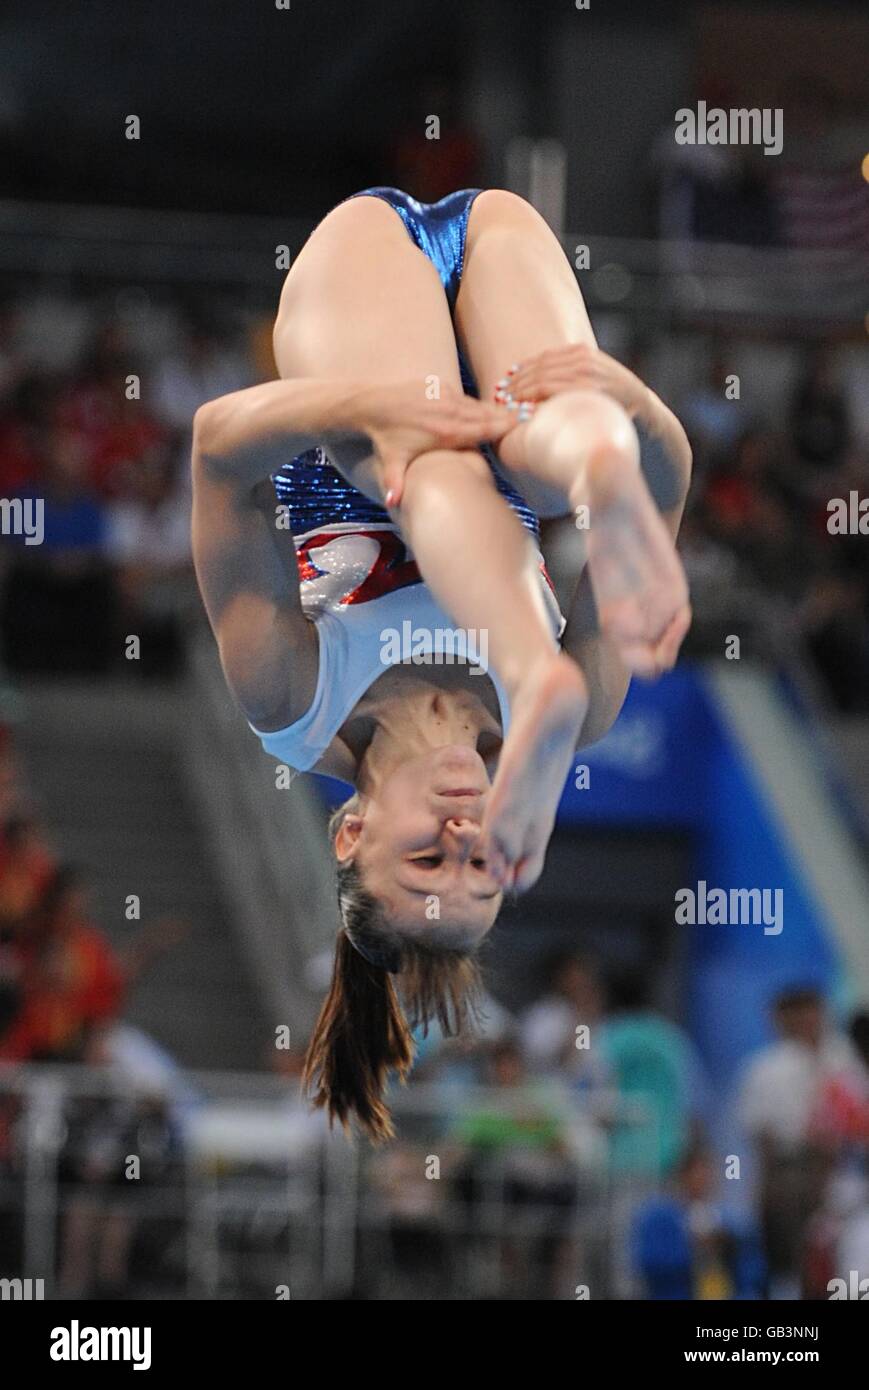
443,818 -> 482,858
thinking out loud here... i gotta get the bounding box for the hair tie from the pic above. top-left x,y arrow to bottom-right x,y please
344,929 -> 402,974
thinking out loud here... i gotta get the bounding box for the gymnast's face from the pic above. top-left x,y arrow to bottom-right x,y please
336,745 -> 502,943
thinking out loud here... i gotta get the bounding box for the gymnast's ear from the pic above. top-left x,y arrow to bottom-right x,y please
333,814 -> 363,862
301,929 -> 413,1144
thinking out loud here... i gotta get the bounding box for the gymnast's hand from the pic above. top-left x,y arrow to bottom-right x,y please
498,343 -> 653,419
355,381 -> 512,509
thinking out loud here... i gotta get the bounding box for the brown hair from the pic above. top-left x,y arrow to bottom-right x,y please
301,800 -> 483,1143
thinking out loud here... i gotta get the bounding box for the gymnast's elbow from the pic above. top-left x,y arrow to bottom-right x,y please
192,397 -> 229,464
191,395 -> 257,483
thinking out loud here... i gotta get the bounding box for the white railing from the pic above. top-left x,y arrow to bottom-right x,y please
0,1062 -> 655,1300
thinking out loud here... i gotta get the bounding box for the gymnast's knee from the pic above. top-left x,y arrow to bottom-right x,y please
401,448 -> 494,513
525,388 -> 640,474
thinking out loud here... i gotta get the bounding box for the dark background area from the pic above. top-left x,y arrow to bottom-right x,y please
2,0 -> 867,227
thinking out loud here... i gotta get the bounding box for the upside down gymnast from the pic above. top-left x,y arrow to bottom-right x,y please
191,186 -> 692,1139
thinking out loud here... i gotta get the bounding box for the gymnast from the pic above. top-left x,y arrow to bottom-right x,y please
191,187 -> 692,1139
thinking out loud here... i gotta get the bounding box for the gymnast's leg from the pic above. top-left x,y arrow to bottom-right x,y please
452,190 -> 691,879
273,195 -> 582,707
456,189 -> 690,672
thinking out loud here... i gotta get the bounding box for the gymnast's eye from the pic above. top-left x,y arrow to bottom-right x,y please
410,855 -> 443,868
470,858 -> 486,869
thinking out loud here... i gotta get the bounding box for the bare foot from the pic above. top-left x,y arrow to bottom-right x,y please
585,452 -> 691,676
479,653 -> 587,893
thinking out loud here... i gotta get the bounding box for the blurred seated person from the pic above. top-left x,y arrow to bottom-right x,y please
703,428 -> 786,539
0,731 -> 29,823
0,815 -> 56,927
58,1025 -> 184,1300
799,562 -> 869,714
104,448 -> 193,677
632,1142 -> 765,1300
807,1009 -> 869,1155
0,866 -> 124,1062
448,1038 -> 586,1296
789,344 -> 850,473
0,427 -> 118,674
0,372 -> 51,496
736,986 -> 862,1299
388,78 -> 480,204
599,971 -> 711,1180
152,320 -> 252,435
679,348 -> 747,475
54,320 -> 166,498
0,864 -> 185,1063
519,951 -> 608,1089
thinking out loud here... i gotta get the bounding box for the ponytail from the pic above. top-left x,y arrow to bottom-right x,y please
302,929 -> 414,1144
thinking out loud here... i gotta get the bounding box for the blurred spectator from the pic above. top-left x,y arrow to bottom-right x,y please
802,1168 -> 869,1301
679,348 -> 747,474
800,565 -> 869,713
677,513 -> 740,602
789,345 -> 851,473
55,322 -> 167,498
449,1037 -> 581,1298
57,1027 -> 184,1300
736,987 -> 864,1299
598,971 -> 710,1180
651,80 -> 780,247
0,863 -> 185,1063
0,735 -> 24,824
0,865 -> 124,1062
105,449 -> 192,677
519,951 -> 607,1080
152,322 -> 251,434
632,1142 -> 765,1299
387,78 -> 480,204
703,428 -> 783,541
0,372 -> 49,495
0,428 -> 118,674
0,815 -> 56,930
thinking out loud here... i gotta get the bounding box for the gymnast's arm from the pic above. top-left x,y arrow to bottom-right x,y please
191,426 -> 315,733
191,378 -> 509,727
560,392 -> 693,749
190,377 -> 437,730
191,379 -> 381,729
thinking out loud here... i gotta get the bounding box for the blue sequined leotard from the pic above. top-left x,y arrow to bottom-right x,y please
271,187 -> 538,537
250,188 -> 566,778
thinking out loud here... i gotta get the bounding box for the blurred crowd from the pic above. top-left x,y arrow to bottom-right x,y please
0,735 -> 190,1296
0,292 -> 256,679
0,277 -> 866,1299
675,342 -> 869,709
653,74 -> 869,255
2,867 -> 866,1298
348,954 -> 869,1300
0,284 -> 867,709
